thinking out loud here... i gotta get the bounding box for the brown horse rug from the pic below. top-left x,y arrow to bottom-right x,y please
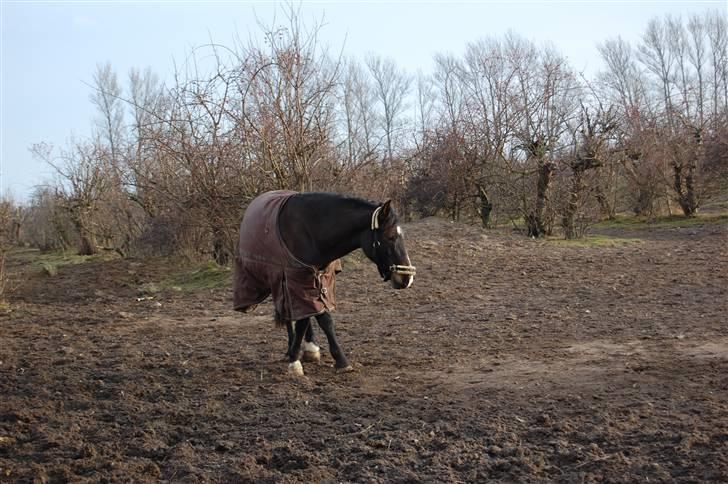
233,190 -> 340,323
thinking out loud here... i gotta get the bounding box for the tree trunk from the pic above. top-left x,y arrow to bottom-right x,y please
633,186 -> 654,217
563,168 -> 585,239
212,225 -> 230,266
72,213 -> 98,256
78,232 -> 98,256
595,185 -> 615,220
213,239 -> 228,266
477,186 -> 493,228
673,159 -> 699,217
527,160 -> 555,237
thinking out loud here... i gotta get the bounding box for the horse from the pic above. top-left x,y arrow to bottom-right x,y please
233,191 -> 416,376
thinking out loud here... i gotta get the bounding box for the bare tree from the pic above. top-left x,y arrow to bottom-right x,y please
87,64 -> 156,256
21,8 -> 727,259
509,38 -> 580,236
90,63 -> 125,165
23,187 -> 74,251
687,14 -> 708,126
597,37 -> 646,114
562,104 -> 618,238
339,58 -> 379,168
232,12 -> 341,193
32,141 -> 114,255
706,11 -> 728,125
366,55 -> 412,163
111,8 -> 345,263
432,53 -> 464,134
127,66 -> 164,208
0,196 -> 18,303
667,16 -> 694,119
414,71 -> 435,150
639,17 -> 676,127
461,36 -> 519,226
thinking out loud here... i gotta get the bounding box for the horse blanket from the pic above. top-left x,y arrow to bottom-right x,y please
233,190 -> 340,323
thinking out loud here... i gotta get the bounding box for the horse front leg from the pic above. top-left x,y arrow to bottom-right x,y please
315,312 -> 352,371
287,318 -> 310,376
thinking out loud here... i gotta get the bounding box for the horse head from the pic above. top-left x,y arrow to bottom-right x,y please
361,200 -> 416,289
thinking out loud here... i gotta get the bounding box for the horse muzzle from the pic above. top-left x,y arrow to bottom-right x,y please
389,265 -> 416,289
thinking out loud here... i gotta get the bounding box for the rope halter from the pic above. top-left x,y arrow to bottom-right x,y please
370,206 -> 416,278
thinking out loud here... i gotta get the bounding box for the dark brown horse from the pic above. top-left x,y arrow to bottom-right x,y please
234,191 -> 415,376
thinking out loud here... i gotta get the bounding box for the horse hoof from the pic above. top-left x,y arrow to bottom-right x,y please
288,361 -> 304,376
335,364 -> 354,373
302,350 -> 321,363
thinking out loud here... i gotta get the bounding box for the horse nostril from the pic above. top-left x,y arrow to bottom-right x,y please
390,274 -> 412,290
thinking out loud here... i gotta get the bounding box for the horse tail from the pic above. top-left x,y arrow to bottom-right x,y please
274,310 -> 286,327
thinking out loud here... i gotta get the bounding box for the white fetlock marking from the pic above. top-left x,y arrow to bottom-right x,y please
302,341 -> 320,353
288,360 -> 304,376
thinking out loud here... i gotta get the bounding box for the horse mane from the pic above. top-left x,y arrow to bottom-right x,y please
299,192 -> 377,209
297,192 -> 399,226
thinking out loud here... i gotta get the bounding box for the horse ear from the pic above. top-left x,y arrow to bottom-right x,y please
378,199 -> 392,225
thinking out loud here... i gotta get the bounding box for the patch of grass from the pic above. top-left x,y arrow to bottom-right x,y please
702,198 -> 728,211
9,248 -> 119,275
594,212 -> 728,230
158,262 -> 232,291
547,235 -> 643,247
40,262 -> 58,277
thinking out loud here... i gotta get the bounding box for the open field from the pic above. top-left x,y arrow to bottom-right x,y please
1,217 -> 727,482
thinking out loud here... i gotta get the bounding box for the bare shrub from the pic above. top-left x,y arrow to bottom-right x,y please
18,9 -> 727,258
407,129 -> 478,221
0,197 -> 19,303
22,187 -> 74,251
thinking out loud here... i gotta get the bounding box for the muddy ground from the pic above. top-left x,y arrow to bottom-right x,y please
1,217 -> 727,482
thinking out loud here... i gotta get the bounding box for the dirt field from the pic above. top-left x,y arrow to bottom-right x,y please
1,216 -> 727,482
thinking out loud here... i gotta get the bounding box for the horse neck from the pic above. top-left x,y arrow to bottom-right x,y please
290,196 -> 374,268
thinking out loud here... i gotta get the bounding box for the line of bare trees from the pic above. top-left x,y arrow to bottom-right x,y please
7,9 -> 727,266
411,11 -> 727,237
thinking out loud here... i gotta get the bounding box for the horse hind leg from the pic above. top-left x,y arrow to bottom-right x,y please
302,320 -> 321,363
284,320 -> 295,360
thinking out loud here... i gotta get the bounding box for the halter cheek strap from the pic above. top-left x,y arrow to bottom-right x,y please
371,206 -> 383,230
370,206 -> 416,279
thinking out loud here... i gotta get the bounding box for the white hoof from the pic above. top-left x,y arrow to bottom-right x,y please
302,341 -> 320,353
288,360 -> 304,376
302,341 -> 321,362
302,351 -> 321,362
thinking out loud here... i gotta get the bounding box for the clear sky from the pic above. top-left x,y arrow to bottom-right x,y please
1,0 -> 724,201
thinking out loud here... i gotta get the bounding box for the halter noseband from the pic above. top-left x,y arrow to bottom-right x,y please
370,206 -> 416,279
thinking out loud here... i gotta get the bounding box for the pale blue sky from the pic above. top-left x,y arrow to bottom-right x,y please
1,1 -> 724,201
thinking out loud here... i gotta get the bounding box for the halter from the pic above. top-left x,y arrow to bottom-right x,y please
370,206 -> 416,279
371,206 -> 383,230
